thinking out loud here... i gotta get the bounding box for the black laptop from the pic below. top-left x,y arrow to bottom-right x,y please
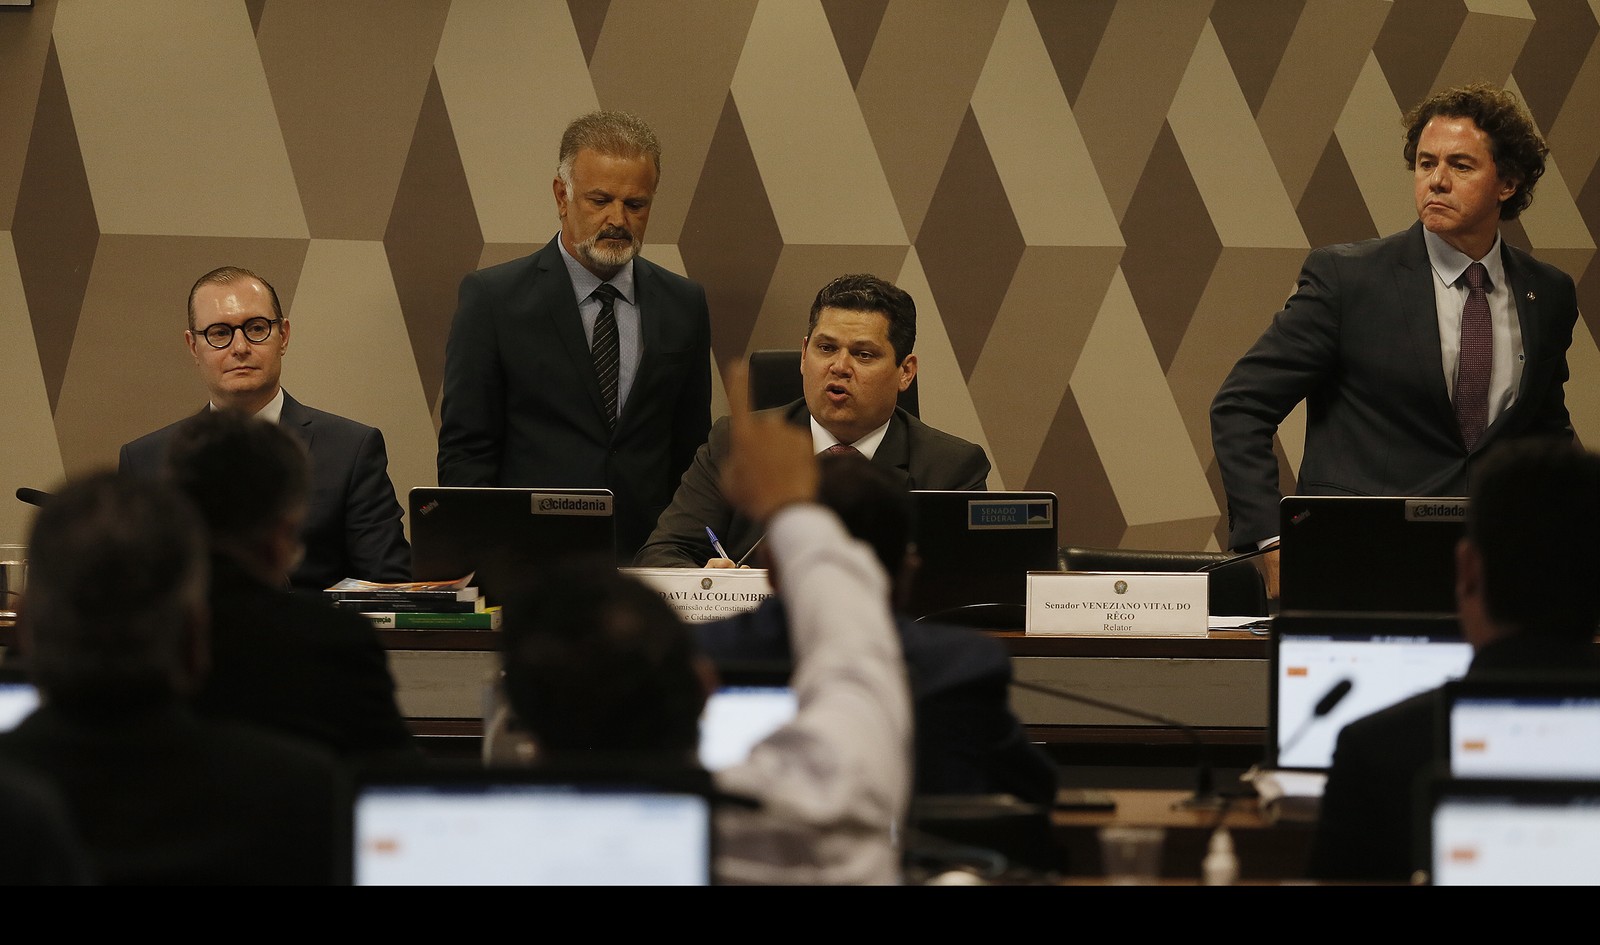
1267,611 -> 1471,771
1278,495 -> 1467,613
345,761 -> 716,886
408,487 -> 616,606
903,490 -> 1059,622
1438,677 -> 1600,781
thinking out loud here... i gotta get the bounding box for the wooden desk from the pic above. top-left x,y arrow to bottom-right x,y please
1054,788 -> 1313,881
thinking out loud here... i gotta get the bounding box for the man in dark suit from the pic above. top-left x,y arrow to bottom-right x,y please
163,408 -> 419,767
436,110 -> 712,563
636,273 -> 989,567
694,451 -> 1058,805
119,265 -> 410,593
0,472 -> 343,884
1307,438 -> 1600,883
1211,84 -> 1577,598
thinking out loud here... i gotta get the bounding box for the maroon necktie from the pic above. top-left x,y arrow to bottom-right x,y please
824,443 -> 860,457
591,284 -> 621,430
1454,262 -> 1491,451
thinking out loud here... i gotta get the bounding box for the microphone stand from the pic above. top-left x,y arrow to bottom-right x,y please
1011,678 -> 1225,811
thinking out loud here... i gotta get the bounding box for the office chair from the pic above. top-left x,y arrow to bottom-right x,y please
1057,546 -> 1269,617
746,349 -> 920,416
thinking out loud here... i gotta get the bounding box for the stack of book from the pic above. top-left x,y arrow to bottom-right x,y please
323,574 -> 501,630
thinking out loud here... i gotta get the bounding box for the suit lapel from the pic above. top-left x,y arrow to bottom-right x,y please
1394,224 -> 1455,428
1482,245 -> 1542,445
615,258 -> 661,440
532,239 -> 611,428
278,390 -> 315,450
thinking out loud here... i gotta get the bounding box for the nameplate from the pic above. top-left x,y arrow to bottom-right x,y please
1025,572 -> 1208,637
620,567 -> 775,624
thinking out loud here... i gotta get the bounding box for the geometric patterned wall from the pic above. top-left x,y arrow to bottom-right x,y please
4,0 -> 1598,553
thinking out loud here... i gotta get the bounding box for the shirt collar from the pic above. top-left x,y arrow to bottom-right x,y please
809,414 -> 891,460
557,235 -> 637,305
210,385 -> 285,424
1424,227 -> 1506,290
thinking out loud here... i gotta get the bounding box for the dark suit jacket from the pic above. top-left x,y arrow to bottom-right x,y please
635,399 -> 991,566
0,702 -> 343,885
693,598 -> 1058,805
1308,636 -> 1600,883
118,390 -> 411,592
193,554 -> 420,766
435,236 -> 713,562
1211,222 -> 1577,549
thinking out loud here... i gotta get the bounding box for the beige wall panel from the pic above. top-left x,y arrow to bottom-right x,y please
857,0 -> 1008,241
1121,515 -> 1225,552
50,1 -> 306,237
730,0 -> 905,244
435,0 -> 596,244
1073,0 -> 1215,221
52,235 -> 308,475
255,0 -> 450,240
893,248 -> 998,486
282,239 -> 439,539
1548,36 -> 1600,188
1169,23 -> 1305,250
1256,0 -> 1393,203
590,0 -> 760,244
743,244 -> 910,354
0,233 -> 64,546
1070,270 -> 1217,528
1432,6 -> 1532,93
1565,316 -> 1600,446
1167,247 -> 1316,458
971,0 -> 1120,247
1336,54 -> 1415,237
0,0 -> 56,226
968,245 -> 1122,490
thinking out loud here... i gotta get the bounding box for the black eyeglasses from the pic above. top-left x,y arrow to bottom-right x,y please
196,317 -> 282,349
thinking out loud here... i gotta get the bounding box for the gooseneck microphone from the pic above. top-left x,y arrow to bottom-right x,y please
1276,678 -> 1354,763
1011,678 -> 1222,810
15,488 -> 50,507
1196,540 -> 1281,573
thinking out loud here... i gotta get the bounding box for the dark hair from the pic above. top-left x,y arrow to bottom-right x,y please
807,274 -> 917,365
187,266 -> 283,331
500,558 -> 704,755
22,472 -> 208,714
1466,438 -> 1600,639
1402,83 -> 1548,220
816,452 -> 914,579
163,407 -> 311,547
557,110 -> 662,186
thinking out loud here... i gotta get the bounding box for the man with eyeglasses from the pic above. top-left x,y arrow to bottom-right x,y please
119,266 -> 410,592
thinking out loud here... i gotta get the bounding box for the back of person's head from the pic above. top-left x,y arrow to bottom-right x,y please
21,472 -> 209,715
1466,438 -> 1600,640
815,451 -> 915,589
163,407 -> 311,553
808,273 -> 917,365
500,557 -> 705,757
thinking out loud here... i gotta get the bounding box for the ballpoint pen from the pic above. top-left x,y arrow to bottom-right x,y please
734,534 -> 764,568
704,526 -> 731,561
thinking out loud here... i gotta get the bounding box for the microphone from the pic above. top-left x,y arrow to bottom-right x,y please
1196,540 -> 1280,573
1010,678 -> 1223,810
14,488 -> 49,507
1276,678 -> 1354,764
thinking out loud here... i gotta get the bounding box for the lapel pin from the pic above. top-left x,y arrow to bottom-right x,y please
1526,291 -> 1536,300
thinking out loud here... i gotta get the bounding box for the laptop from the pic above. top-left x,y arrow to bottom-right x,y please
1278,495 -> 1466,613
1268,611 -> 1472,771
408,487 -> 616,605
347,762 -> 716,886
1421,777 -> 1600,885
1439,677 -> 1600,780
698,663 -> 797,773
903,490 -> 1059,622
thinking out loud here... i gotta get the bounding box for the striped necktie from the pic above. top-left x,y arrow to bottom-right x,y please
591,284 -> 621,430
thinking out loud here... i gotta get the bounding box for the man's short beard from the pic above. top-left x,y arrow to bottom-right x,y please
577,231 -> 640,273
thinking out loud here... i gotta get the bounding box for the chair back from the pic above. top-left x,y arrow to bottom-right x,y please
1057,546 -> 1268,616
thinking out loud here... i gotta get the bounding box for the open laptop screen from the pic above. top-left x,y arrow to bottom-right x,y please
349,766 -> 714,886
0,678 -> 38,733
1269,611 -> 1472,770
408,487 -> 616,605
1424,778 -> 1600,886
1442,678 -> 1600,780
903,490 -> 1058,622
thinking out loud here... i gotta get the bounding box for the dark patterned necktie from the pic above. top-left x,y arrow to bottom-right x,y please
591,284 -> 621,430
824,443 -> 860,457
1455,262 -> 1491,451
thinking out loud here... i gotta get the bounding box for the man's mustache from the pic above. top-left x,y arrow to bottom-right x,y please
597,227 -> 634,241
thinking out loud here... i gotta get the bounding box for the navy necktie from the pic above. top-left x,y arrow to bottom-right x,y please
591,284 -> 621,430
1455,262 -> 1491,450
